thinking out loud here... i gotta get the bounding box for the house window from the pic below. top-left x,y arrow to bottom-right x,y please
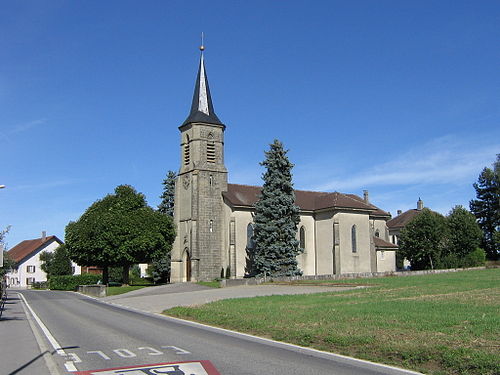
26,277 -> 35,285
299,226 -> 306,253
375,230 -> 380,238
27,265 -> 36,273
72,266 -> 76,274
351,225 -> 357,253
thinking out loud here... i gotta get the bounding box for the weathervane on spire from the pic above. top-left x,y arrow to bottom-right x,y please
200,32 -> 205,52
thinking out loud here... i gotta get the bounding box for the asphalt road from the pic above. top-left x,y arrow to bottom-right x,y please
17,289 -> 421,375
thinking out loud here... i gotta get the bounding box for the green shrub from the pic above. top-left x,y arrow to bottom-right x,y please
464,248 -> 486,267
48,274 -> 101,291
32,281 -> 48,290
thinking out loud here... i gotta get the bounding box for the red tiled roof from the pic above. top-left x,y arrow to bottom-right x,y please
387,209 -> 422,229
223,183 -> 389,214
7,235 -> 63,264
373,236 -> 398,249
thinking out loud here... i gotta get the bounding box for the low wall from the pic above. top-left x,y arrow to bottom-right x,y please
77,284 -> 107,297
221,266 -> 487,287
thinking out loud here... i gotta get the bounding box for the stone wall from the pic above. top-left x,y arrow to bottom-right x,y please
221,266 -> 487,287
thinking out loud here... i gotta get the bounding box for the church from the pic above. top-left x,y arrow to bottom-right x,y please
170,48 -> 397,283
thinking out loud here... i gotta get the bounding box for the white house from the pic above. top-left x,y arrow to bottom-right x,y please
6,232 -> 81,288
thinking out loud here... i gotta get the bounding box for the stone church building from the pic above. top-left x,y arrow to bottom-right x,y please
170,51 -> 397,282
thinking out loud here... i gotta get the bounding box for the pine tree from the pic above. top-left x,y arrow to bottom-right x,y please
252,140 -> 301,277
470,154 -> 500,260
153,170 -> 176,283
158,170 -> 177,216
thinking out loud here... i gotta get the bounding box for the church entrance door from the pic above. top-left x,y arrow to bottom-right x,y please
186,251 -> 192,282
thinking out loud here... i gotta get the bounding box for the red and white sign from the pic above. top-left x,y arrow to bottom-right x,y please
74,361 -> 221,375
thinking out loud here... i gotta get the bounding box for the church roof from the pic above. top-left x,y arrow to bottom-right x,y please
7,235 -> 63,264
387,209 -> 422,229
373,236 -> 398,250
223,183 -> 390,215
182,52 -> 224,127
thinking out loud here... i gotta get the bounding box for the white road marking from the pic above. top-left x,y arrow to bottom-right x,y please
161,314 -> 425,375
65,361 -> 78,372
87,350 -> 111,360
161,345 -> 191,355
18,292 -> 66,356
17,293 -> 63,375
113,349 -> 137,358
138,346 -> 163,355
66,352 -> 82,363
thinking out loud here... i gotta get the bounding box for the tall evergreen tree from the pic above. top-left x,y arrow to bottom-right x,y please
252,140 -> 301,277
158,170 -> 177,216
470,154 -> 500,260
153,170 -> 176,283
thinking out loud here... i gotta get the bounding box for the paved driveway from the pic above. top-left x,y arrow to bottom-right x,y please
103,282 -> 356,313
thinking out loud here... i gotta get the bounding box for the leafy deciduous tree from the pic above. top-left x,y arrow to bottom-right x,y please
470,154 -> 500,260
0,226 -> 13,279
398,208 -> 447,270
65,185 -> 175,285
252,140 -> 301,277
440,206 -> 484,268
40,244 -> 73,277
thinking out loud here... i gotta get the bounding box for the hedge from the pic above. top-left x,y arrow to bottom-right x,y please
48,274 -> 101,291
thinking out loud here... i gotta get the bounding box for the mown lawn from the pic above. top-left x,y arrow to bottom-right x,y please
165,268 -> 500,375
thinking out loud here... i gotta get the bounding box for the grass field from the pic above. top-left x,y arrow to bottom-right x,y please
165,268 -> 500,375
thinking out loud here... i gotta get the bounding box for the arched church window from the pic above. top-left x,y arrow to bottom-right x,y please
299,226 -> 306,252
209,220 -> 213,233
375,230 -> 380,238
351,225 -> 357,253
209,174 -> 213,187
184,135 -> 190,166
246,223 -> 255,250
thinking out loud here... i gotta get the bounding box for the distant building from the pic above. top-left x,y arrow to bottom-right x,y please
387,198 -> 425,246
5,232 -> 81,287
169,50 -> 397,282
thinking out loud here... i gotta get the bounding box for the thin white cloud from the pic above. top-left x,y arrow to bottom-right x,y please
0,119 -> 48,143
10,119 -> 47,134
15,179 -> 81,192
312,134 -> 499,192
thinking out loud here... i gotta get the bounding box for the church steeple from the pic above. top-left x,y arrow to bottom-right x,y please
182,46 -> 223,126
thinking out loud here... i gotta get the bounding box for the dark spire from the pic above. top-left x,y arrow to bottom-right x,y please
182,47 -> 223,126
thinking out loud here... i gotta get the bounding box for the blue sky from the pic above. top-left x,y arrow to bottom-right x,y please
1,1 -> 499,248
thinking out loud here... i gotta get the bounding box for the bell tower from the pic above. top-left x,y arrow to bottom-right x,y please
170,45 -> 228,282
